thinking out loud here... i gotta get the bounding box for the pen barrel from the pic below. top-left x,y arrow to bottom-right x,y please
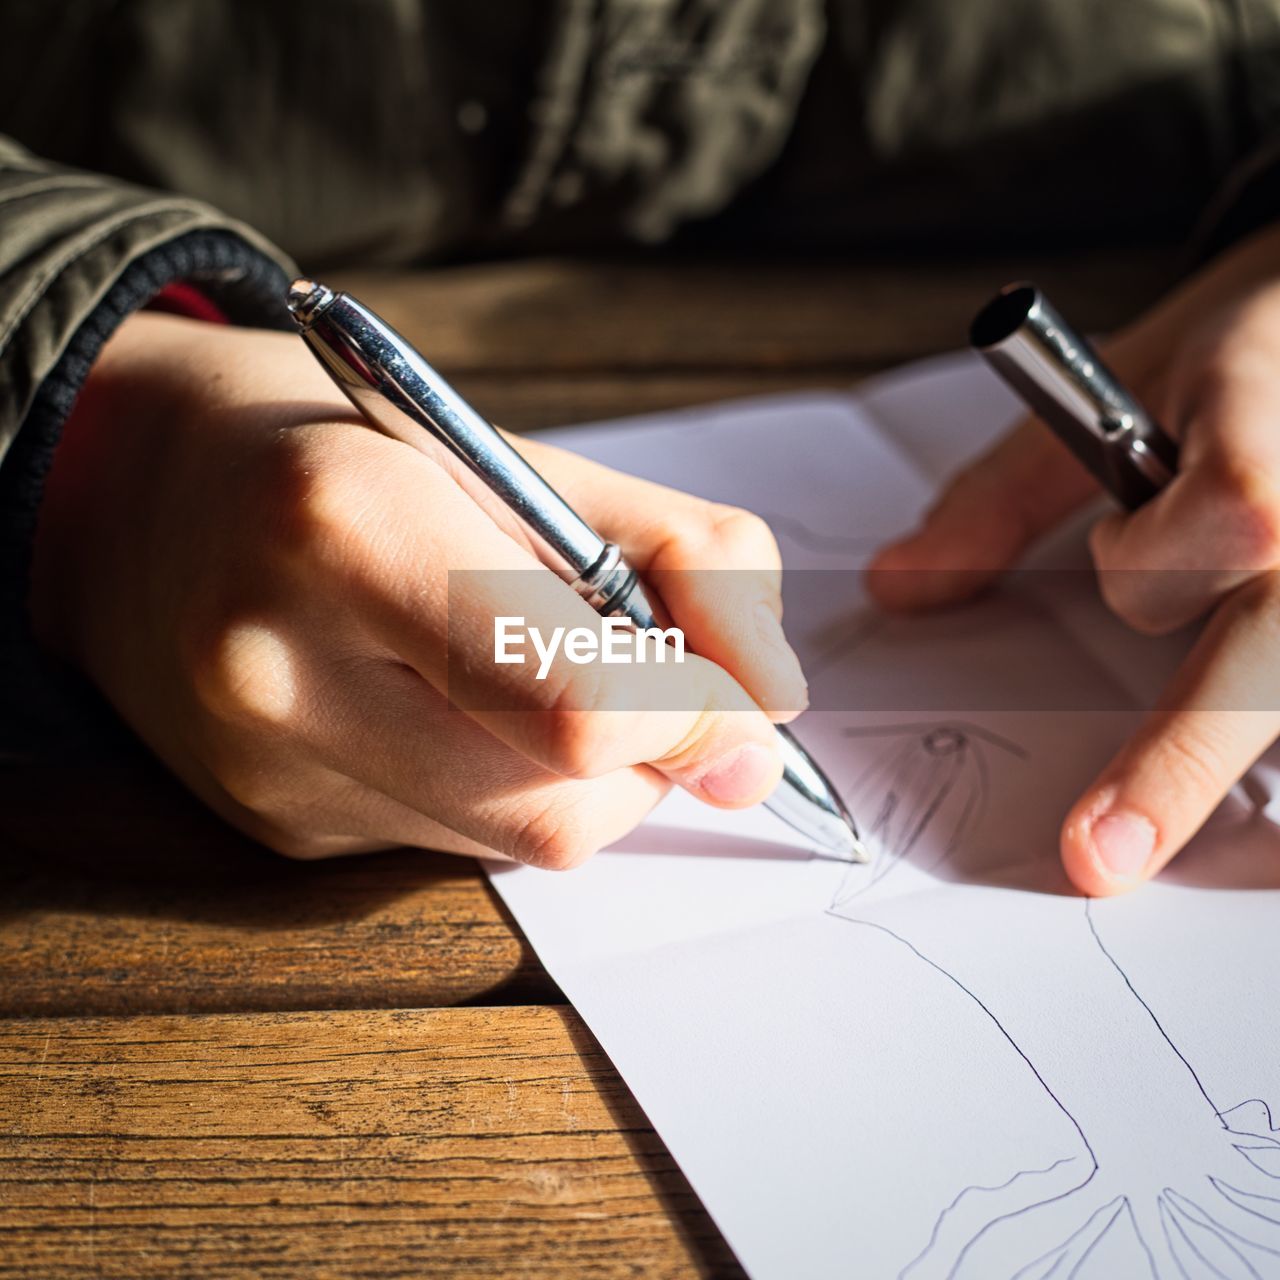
289,283 -> 663,626
971,283 -> 1178,509
295,289 -> 608,581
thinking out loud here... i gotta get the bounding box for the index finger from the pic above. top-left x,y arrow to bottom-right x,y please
515,436 -> 807,721
312,429 -> 786,810
865,417 -> 1098,612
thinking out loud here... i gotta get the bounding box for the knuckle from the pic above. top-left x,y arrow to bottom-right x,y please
510,801 -> 598,870
190,620 -> 299,730
535,670 -> 621,780
656,501 -> 782,572
264,430 -> 382,571
1153,723 -> 1230,798
710,505 -> 783,569
538,707 -> 615,780
256,431 -> 330,546
216,767 -> 342,860
215,755 -> 289,817
1204,456 -> 1280,567
289,464 -> 360,564
1095,573 -> 1170,637
1234,571 -> 1280,632
251,823 -> 332,861
214,764 -> 363,860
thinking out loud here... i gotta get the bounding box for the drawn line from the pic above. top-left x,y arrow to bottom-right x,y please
897,759 -> 962,876
832,724 -> 1017,902
1158,1195 -> 1194,1280
832,734 -> 933,905
1010,1195 -> 1124,1280
863,742 -> 964,895
1234,1146 -> 1280,1182
942,1180 -> 1100,1280
1220,1100 -> 1280,1141
831,727 -> 1277,1279
908,1156 -> 1077,1271
1123,1198 -> 1161,1280
1170,1181 -> 1280,1259
842,921 -> 1098,1280
1166,1189 -> 1261,1280
1162,1192 -> 1231,1279
842,720 -> 1030,760
1084,901 -> 1221,1124
1069,1198 -> 1128,1280
1213,1179 -> 1280,1238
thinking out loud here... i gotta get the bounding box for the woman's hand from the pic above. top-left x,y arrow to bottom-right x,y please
31,312 -> 807,866
867,223 -> 1280,896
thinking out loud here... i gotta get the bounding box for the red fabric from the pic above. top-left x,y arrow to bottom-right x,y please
36,284 -> 229,593
147,281 -> 229,324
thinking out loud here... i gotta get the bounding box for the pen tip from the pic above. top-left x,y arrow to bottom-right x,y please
837,828 -> 872,864
815,818 -> 870,864
831,796 -> 870,864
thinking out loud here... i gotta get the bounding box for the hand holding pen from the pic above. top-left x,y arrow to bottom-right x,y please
287,281 -> 862,861
32,303 -> 838,866
867,222 -> 1280,897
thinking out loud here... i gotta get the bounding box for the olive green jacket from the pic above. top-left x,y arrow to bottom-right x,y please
3,0 -> 1280,751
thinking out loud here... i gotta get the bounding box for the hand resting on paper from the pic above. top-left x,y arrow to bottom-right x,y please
868,221 -> 1280,897
29,312 -> 808,865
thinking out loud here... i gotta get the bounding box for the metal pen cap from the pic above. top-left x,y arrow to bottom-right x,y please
970,283 -> 1178,509
286,279 -> 866,864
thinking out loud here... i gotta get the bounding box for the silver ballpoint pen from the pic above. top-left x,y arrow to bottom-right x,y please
286,279 -> 867,863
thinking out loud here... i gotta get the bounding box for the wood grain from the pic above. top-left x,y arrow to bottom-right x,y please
0,758 -> 557,1016
0,1008 -> 742,1279
445,369 -> 872,432
334,249 -> 1178,377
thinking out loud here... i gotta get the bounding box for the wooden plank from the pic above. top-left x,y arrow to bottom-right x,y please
0,1008 -> 743,1279
0,759 -> 558,1016
334,249 -> 1178,374
449,369 -> 873,431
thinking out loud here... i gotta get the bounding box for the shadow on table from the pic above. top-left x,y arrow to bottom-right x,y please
0,752 -> 557,1014
560,1007 -> 748,1280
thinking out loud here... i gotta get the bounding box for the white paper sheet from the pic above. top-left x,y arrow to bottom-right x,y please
489,353 -> 1280,1279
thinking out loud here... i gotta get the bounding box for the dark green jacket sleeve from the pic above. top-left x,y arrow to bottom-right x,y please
0,137 -> 295,756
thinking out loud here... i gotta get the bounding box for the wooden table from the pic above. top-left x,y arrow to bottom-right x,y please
0,251 -> 1177,1278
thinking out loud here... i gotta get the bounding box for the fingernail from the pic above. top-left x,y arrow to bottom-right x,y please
696,743 -> 779,806
1089,810 -> 1157,883
754,603 -> 808,713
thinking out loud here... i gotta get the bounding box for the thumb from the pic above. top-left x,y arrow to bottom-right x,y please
1060,573 -> 1280,895
865,418 -> 1097,612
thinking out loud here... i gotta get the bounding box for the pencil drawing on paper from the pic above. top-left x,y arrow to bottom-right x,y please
825,721 -> 1280,1280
